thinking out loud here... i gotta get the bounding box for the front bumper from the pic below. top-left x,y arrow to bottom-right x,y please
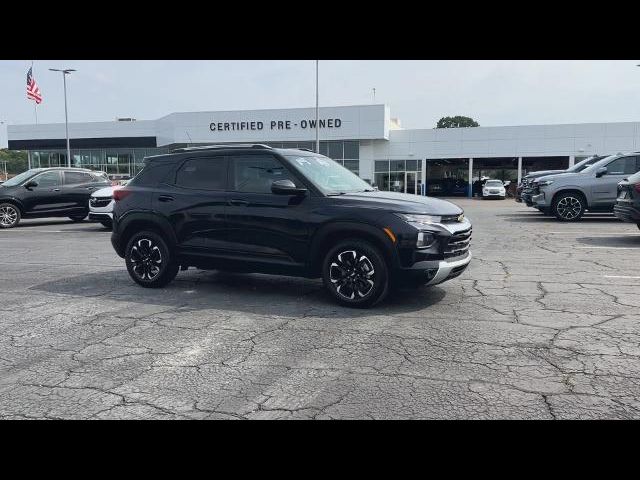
425,252 -> 472,285
613,202 -> 640,223
532,191 -> 549,207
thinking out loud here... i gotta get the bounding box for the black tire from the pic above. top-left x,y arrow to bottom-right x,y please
637,223 -> 640,231
0,203 -> 21,229
552,192 -> 586,222
100,220 -> 112,229
321,239 -> 389,308
69,215 -> 86,222
125,230 -> 179,288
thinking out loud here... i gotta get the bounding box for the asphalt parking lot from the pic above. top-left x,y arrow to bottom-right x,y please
1,198 -> 639,419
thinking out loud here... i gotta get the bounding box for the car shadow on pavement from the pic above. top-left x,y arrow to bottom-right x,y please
576,235 -> 640,248
29,269 -> 448,317
497,213 -> 621,223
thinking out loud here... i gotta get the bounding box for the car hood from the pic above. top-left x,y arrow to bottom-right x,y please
91,186 -> 116,197
525,169 -> 564,179
535,171 -> 590,183
333,191 -> 463,215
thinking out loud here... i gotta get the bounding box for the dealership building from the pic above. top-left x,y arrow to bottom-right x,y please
7,104 -> 640,197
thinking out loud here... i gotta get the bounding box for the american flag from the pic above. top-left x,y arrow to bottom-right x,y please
27,66 -> 42,104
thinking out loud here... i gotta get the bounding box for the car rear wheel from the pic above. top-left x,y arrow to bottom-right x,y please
125,231 -> 179,288
552,193 -> 586,222
100,220 -> 112,229
637,223 -> 640,231
0,203 -> 20,229
322,239 -> 389,308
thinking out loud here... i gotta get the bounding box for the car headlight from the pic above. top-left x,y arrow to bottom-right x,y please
537,180 -> 554,187
395,213 -> 442,226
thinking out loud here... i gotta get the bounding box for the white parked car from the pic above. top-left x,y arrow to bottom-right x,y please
88,181 -> 128,228
482,179 -> 506,199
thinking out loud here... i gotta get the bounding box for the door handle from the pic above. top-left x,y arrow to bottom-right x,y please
158,195 -> 175,202
229,199 -> 249,206
52,188 -> 61,192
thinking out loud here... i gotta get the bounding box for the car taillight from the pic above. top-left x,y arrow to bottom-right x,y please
113,188 -> 132,201
635,184 -> 640,194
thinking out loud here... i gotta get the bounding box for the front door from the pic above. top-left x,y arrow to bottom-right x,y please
591,156 -> 640,207
22,170 -> 65,215
225,153 -> 310,266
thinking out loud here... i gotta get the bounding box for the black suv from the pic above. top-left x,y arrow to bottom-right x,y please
614,170 -> 640,229
110,145 -> 472,307
0,167 -> 111,228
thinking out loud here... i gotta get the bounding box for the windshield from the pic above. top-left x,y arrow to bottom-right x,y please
567,156 -> 603,173
581,155 -> 617,174
284,154 -> 373,195
485,180 -> 503,186
1,169 -> 39,187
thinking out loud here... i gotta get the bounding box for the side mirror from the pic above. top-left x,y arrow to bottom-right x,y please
271,179 -> 307,196
595,167 -> 607,178
24,180 -> 38,189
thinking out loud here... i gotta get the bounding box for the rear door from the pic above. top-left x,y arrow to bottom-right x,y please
591,156 -> 639,207
62,170 -> 102,213
153,155 -> 229,252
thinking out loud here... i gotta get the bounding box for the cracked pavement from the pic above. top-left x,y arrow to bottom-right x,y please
1,198 -> 639,419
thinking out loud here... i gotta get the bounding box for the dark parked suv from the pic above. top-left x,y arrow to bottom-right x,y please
614,170 -> 640,229
110,145 -> 472,307
0,167 -> 111,228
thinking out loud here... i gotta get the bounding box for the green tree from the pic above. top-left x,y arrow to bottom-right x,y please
0,149 -> 29,176
436,116 -> 479,128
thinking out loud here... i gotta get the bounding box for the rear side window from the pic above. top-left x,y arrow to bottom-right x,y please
175,157 -> 227,190
129,161 -> 174,187
64,171 -> 93,185
605,156 -> 638,175
91,172 -> 109,183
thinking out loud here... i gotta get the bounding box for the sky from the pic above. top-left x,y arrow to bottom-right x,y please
1,60 -> 640,147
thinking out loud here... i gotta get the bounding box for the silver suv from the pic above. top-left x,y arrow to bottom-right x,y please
531,153 -> 640,221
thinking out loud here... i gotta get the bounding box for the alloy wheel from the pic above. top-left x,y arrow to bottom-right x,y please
0,206 -> 18,227
329,250 -> 376,300
129,238 -> 163,281
556,196 -> 582,220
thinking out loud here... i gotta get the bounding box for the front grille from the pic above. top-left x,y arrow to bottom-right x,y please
444,227 -> 471,258
90,197 -> 112,208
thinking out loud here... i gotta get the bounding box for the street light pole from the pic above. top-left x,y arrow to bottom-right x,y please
49,68 -> 76,167
315,60 -> 319,154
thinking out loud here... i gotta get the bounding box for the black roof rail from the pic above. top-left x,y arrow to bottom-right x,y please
170,144 -> 273,153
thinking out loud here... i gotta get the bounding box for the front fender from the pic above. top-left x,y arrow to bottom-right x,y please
0,196 -> 26,213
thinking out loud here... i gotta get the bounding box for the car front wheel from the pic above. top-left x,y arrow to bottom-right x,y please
322,239 -> 389,308
552,193 -> 586,222
0,203 -> 21,229
125,231 -> 179,288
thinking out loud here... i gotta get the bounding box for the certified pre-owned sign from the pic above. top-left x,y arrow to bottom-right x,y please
209,118 -> 342,132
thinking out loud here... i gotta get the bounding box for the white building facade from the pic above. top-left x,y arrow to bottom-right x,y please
8,104 -> 640,197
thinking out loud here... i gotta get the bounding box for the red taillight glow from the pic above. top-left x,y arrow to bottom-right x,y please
634,183 -> 640,194
113,188 -> 132,201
